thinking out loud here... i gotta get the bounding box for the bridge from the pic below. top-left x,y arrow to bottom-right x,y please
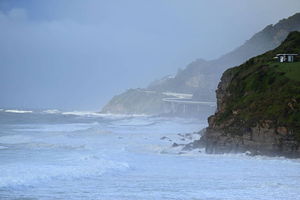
161,92 -> 216,114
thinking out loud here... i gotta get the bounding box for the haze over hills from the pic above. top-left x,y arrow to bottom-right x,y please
102,13 -> 300,115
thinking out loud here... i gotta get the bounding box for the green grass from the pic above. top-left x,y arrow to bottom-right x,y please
274,62 -> 300,81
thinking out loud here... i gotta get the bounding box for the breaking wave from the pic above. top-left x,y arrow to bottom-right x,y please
0,154 -> 129,188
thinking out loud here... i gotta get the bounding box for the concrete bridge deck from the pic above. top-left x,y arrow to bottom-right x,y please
161,92 -> 216,107
162,98 -> 216,107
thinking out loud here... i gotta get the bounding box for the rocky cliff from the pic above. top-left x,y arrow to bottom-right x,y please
197,32 -> 300,158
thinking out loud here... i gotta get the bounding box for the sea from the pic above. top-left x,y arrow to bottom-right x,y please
0,109 -> 300,200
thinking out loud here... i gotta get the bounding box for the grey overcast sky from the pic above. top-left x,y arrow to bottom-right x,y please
0,0 -> 300,111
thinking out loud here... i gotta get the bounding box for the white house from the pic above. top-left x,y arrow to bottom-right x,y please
275,54 -> 298,62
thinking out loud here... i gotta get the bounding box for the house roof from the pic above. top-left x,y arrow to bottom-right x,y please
276,54 -> 298,56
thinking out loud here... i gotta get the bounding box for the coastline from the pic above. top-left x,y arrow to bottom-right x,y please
181,128 -> 300,159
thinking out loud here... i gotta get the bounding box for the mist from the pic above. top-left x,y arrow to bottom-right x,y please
1,0 -> 300,110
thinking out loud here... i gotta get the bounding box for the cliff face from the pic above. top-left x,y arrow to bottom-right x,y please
200,32 -> 300,158
102,13 -> 300,115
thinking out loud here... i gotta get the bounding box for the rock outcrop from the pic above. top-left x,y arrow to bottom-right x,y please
195,32 -> 300,158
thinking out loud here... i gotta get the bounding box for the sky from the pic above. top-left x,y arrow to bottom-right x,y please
0,0 -> 300,111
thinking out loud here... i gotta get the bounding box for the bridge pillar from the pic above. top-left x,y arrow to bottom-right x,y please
171,102 -> 175,113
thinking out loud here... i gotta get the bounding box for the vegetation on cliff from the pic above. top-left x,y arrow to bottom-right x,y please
215,31 -> 300,141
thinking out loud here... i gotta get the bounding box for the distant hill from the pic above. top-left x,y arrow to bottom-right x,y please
101,89 -> 170,115
101,13 -> 300,115
196,31 -> 300,157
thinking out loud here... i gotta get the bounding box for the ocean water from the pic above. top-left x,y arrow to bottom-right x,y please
0,110 -> 300,200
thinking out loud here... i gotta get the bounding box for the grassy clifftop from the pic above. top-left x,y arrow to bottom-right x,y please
214,31 -> 300,140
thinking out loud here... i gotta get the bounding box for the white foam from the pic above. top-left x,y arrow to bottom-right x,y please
0,135 -> 33,144
11,122 -> 99,134
0,146 -> 8,150
62,111 -> 148,118
4,109 -> 33,114
0,154 -> 129,188
62,111 -> 105,116
100,112 -> 149,118
42,109 -> 61,114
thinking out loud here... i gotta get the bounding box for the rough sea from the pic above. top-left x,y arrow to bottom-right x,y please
0,109 -> 300,200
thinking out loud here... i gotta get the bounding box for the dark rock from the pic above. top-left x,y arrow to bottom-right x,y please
182,138 -> 205,151
160,136 -> 170,140
172,143 -> 184,147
